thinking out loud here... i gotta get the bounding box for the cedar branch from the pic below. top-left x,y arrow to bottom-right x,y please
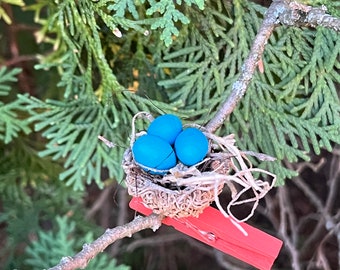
206,0 -> 340,133
49,1 -> 340,269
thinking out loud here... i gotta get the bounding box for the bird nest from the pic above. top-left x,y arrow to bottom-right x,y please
122,112 -> 277,221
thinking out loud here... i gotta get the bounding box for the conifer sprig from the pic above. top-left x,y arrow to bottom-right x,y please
4,0 -> 340,188
0,67 -> 31,143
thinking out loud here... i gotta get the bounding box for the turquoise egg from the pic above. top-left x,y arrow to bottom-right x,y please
132,134 -> 176,174
147,114 -> 182,145
174,128 -> 209,166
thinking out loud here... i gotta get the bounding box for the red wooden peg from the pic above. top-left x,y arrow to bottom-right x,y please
129,197 -> 283,270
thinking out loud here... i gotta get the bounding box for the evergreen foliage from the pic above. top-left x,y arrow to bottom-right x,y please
301,0 -> 340,17
0,0 -> 24,24
0,67 -> 31,143
0,0 -> 339,268
2,0 -> 340,188
25,216 -> 130,270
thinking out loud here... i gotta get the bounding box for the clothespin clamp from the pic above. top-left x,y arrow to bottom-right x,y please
130,197 -> 283,270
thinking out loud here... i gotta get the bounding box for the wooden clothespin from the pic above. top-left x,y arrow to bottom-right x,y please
129,197 -> 282,270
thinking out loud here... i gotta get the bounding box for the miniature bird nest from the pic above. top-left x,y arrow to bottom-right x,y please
122,112 -> 276,221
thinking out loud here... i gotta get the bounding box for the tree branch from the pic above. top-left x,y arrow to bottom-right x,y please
281,2 -> 340,32
278,186 -> 301,270
206,0 -> 340,133
205,0 -> 284,133
49,214 -> 164,270
48,1 -> 340,269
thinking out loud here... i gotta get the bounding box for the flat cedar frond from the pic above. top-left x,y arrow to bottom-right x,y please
18,94 -> 127,190
109,0 -> 139,19
31,0 -> 125,102
158,0 -> 236,110
0,67 -> 31,143
18,90 -> 202,190
0,67 -> 22,99
24,216 -> 130,270
158,0 -> 340,183
5,0 -> 337,190
234,25 -> 340,183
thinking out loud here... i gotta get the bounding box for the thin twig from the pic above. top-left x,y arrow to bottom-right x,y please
295,169 -> 339,260
85,184 -> 115,220
281,2 -> 340,32
213,250 -> 252,270
3,55 -> 38,67
313,220 -> 340,270
279,155 -> 340,266
126,232 -> 184,252
110,186 -> 129,257
325,147 -> 340,212
278,186 -> 301,270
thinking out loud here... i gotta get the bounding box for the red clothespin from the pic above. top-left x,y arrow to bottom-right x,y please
129,197 -> 283,270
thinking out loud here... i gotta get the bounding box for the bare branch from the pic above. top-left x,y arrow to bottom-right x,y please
278,186 -> 301,269
126,232 -> 184,252
213,250 -> 253,270
49,214 -> 164,270
281,2 -> 340,32
85,184 -> 115,220
110,187 -> 129,257
4,55 -> 38,66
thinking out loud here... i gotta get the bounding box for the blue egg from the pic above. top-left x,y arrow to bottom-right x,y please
132,134 -> 177,174
147,114 -> 182,145
174,128 -> 209,166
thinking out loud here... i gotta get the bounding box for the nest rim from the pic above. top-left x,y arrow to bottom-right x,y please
122,112 -> 276,221
122,145 -> 226,218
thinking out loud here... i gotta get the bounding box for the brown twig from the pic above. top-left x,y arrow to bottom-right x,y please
110,186 -> 129,256
1,3 -> 38,94
125,232 -> 184,252
85,184 -> 115,220
49,214 -> 164,270
260,153 -> 339,268
213,250 -> 252,270
295,153 -> 340,261
325,148 -> 340,212
3,55 -> 38,67
312,219 -> 340,270
278,185 -> 301,270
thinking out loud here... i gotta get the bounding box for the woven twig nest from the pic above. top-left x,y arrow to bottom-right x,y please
122,112 -> 276,220
123,149 -> 225,218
